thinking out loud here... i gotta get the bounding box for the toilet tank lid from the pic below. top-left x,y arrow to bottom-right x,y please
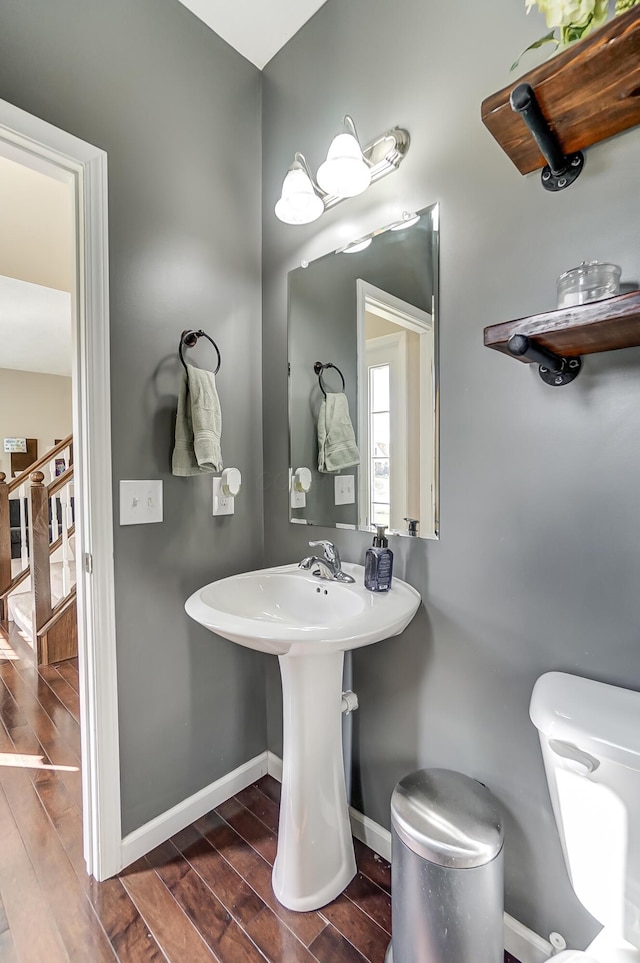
530,672 -> 640,767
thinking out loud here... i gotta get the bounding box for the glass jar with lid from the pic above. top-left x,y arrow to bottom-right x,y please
557,261 -> 621,309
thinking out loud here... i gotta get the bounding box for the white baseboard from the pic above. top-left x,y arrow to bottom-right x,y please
503,913 -> 553,963
266,750 -> 282,782
266,752 -> 552,963
120,750 -> 269,870
349,806 -> 392,861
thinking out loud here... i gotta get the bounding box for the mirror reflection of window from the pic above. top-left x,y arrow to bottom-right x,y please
369,362 -> 391,528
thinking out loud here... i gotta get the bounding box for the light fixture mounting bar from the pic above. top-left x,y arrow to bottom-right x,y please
321,125 -> 410,211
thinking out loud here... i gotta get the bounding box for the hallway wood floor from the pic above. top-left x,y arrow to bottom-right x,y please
0,627 -> 521,962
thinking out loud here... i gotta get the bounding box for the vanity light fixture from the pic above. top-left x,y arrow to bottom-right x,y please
275,116 -> 410,225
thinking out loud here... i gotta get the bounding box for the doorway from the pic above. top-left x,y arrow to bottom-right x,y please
0,98 -> 120,880
0,154 -> 76,663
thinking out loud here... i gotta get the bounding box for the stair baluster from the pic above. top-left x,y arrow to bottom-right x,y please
28,470 -> 53,647
0,473 -> 10,621
18,478 -> 29,567
0,436 -> 76,662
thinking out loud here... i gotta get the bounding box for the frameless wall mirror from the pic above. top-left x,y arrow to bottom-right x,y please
288,202 -> 439,539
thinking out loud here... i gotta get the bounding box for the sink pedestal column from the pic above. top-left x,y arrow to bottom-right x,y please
272,649 -> 357,911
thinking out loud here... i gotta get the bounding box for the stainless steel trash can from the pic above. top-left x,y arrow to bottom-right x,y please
385,768 -> 504,963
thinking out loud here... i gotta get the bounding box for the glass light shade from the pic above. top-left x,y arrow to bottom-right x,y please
275,167 -> 324,225
391,212 -> 421,231
317,132 -> 372,198
343,237 -> 372,254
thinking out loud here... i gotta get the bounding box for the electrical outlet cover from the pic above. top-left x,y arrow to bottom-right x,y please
213,476 -> 235,516
291,489 -> 306,509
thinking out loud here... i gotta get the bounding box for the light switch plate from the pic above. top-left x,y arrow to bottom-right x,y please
334,474 -> 355,506
213,476 -> 234,516
120,480 -> 163,525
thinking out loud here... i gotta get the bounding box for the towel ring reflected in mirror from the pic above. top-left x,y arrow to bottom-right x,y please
313,361 -> 346,397
179,329 -> 222,375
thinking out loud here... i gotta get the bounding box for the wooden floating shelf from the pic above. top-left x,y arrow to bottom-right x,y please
484,290 -> 640,362
481,6 -> 640,175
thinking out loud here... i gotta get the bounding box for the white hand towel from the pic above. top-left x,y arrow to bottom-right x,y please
172,363 -> 223,476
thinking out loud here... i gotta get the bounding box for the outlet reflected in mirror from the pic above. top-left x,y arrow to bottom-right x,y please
288,203 -> 439,539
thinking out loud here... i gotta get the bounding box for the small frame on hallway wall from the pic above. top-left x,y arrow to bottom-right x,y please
3,437 -> 27,453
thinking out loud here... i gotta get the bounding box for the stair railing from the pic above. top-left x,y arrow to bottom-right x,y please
0,435 -> 74,624
28,467 -> 77,664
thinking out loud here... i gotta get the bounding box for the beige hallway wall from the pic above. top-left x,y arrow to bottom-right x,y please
0,155 -> 73,293
0,366 -> 72,478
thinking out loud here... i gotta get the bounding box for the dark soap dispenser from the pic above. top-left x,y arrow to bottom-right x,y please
364,526 -> 394,592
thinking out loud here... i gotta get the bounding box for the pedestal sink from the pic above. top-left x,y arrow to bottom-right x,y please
185,562 -> 420,911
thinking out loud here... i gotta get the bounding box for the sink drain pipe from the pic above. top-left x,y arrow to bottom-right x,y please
342,651 -> 359,802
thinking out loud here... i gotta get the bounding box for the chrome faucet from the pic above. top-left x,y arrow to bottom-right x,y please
299,540 -> 355,584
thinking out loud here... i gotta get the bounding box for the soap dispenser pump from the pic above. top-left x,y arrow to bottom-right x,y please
364,525 -> 394,592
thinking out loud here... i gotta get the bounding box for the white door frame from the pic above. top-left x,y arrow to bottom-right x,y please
0,99 -> 121,879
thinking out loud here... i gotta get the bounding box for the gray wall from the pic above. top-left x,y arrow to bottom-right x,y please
262,0 -> 640,949
0,0 -> 267,834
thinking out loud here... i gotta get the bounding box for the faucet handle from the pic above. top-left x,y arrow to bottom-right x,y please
309,539 -> 339,565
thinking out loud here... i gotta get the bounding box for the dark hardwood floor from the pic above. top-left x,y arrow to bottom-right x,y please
0,625 -> 521,962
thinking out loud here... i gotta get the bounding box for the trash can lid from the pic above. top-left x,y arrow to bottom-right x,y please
390,768 -> 504,868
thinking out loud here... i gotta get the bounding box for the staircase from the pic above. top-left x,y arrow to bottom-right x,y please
0,435 -> 77,664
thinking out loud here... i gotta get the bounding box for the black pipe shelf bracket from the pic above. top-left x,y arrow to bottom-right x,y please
507,333 -> 582,386
509,83 -> 584,192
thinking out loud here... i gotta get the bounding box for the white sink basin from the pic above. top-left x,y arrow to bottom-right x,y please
185,562 -> 420,655
185,561 -> 420,912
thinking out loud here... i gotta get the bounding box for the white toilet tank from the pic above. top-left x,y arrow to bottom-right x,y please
530,672 -> 640,949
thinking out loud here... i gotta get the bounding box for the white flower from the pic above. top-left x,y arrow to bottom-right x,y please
526,0 -> 607,28
535,0 -> 597,28
517,0 -> 624,70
